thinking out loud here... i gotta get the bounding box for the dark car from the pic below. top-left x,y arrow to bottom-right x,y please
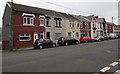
58,37 -> 79,46
103,35 -> 111,40
33,39 -> 56,49
80,36 -> 94,43
94,36 -> 105,42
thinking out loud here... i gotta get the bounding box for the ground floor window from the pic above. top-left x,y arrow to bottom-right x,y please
19,34 -> 31,41
76,32 -> 79,38
68,32 -> 71,37
55,33 -> 61,40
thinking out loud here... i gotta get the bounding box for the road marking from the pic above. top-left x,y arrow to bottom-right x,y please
100,66 -> 111,72
110,62 -> 119,67
99,59 -> 120,72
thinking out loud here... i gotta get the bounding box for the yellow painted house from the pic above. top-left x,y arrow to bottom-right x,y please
60,13 -> 80,40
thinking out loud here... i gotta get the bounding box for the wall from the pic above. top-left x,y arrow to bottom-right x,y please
13,11 -> 45,48
2,4 -> 11,50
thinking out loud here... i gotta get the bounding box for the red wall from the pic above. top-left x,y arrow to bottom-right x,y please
107,24 -> 113,34
13,11 -> 45,48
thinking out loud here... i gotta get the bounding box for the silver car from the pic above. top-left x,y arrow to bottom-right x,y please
109,33 -> 118,39
94,36 -> 105,42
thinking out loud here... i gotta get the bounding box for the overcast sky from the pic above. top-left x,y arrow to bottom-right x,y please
0,0 -> 119,27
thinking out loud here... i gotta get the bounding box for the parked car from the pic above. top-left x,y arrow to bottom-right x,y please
33,39 -> 56,49
94,36 -> 105,42
103,35 -> 111,40
117,33 -> 120,38
109,33 -> 118,39
80,36 -> 94,43
58,37 -> 79,46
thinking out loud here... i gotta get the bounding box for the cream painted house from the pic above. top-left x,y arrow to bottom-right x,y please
60,13 -> 80,40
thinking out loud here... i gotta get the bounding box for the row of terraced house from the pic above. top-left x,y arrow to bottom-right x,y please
2,2 -> 120,50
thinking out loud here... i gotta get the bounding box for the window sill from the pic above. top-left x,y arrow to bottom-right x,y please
19,40 -> 31,42
46,26 -> 51,27
23,24 -> 34,26
40,24 -> 45,26
55,26 -> 62,28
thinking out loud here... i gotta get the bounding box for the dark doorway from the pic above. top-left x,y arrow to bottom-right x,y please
46,32 -> 50,39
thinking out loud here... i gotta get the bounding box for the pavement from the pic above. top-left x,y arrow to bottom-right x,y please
2,39 -> 120,73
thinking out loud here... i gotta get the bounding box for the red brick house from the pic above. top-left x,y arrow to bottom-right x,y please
106,22 -> 113,34
74,15 -> 91,38
2,2 -> 46,50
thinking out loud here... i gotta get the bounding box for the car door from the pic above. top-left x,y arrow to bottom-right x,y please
43,39 -> 48,47
87,37 -> 91,42
65,37 -> 71,44
48,39 -> 53,47
70,37 -> 76,44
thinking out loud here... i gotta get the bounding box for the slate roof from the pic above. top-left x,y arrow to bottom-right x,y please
96,18 -> 106,23
8,2 -> 78,20
8,2 -> 65,18
84,15 -> 94,21
73,15 -> 91,22
106,22 -> 116,25
59,13 -> 79,20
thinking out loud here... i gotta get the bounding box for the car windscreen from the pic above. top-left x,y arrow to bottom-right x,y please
39,39 -> 44,42
59,37 -> 64,40
94,36 -> 98,38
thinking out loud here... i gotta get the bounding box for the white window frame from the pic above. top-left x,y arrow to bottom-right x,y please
80,22 -> 83,28
39,15 -> 45,26
22,13 -> 35,26
19,34 -> 31,41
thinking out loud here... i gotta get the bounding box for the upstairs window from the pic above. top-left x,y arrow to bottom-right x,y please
22,13 -> 35,26
19,34 -> 31,41
46,19 -> 51,27
39,15 -> 45,26
80,22 -> 83,28
54,18 -> 62,28
69,21 -> 72,27
45,16 -> 51,27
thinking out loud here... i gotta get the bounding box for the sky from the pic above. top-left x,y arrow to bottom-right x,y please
0,0 -> 119,27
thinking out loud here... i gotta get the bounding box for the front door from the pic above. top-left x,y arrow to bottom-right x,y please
46,32 -> 50,39
34,32 -> 38,43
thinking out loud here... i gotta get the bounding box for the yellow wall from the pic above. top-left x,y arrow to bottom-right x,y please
65,20 -> 80,40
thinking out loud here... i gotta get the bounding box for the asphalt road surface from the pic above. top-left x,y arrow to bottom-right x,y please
2,39 -> 119,72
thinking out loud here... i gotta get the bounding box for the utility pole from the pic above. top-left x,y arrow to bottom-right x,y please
112,17 -> 114,33
9,0 -> 13,51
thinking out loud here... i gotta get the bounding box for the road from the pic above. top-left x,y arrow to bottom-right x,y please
2,39 -> 119,73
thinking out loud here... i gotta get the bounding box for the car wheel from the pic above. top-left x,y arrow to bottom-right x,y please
39,45 -> 43,49
76,41 -> 79,44
65,42 -> 68,46
92,40 -> 94,42
99,39 -> 101,42
53,44 -> 56,48
86,41 -> 88,43
34,46 -> 37,49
